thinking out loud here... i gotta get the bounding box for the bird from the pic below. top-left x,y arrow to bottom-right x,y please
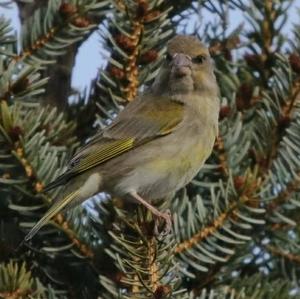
24,35 -> 220,241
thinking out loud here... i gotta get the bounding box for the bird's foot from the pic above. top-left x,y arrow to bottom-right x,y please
129,191 -> 172,238
154,209 -> 172,238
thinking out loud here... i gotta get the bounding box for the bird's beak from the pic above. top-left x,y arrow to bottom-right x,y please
171,53 -> 192,78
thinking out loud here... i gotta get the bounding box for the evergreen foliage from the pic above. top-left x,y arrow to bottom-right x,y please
1,0 -> 300,298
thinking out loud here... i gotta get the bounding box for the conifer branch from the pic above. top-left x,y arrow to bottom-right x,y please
175,194 -> 254,254
213,135 -> 229,177
0,261 -> 61,298
100,207 -> 180,298
267,172 -> 300,212
265,244 -> 300,265
0,101 -> 93,258
2,0 -> 300,297
14,0 -> 110,65
96,0 -> 172,112
264,73 -> 300,170
173,169 -> 265,278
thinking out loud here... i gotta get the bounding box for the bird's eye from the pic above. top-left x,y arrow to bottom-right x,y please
166,52 -> 173,62
192,55 -> 206,64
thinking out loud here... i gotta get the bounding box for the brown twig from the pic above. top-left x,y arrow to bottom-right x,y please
14,146 -> 94,258
266,244 -> 300,265
14,3 -> 92,63
0,102 -> 94,258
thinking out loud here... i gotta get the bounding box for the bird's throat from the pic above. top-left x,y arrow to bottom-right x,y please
169,75 -> 194,93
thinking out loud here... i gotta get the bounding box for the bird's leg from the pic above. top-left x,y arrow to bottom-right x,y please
129,191 -> 172,236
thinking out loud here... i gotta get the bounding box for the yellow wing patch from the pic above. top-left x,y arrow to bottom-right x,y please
71,101 -> 183,174
71,138 -> 134,174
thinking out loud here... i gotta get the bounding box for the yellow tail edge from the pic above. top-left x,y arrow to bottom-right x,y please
24,190 -> 80,242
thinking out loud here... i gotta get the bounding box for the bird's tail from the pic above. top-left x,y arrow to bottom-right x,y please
24,190 -> 80,241
43,172 -> 72,192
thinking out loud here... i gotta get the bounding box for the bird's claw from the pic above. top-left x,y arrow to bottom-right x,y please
154,209 -> 172,238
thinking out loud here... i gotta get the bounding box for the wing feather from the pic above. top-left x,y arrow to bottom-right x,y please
71,138 -> 134,173
43,97 -> 184,191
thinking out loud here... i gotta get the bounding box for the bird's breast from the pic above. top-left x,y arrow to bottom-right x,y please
138,121 -> 216,197
173,123 -> 215,179
110,96 -> 219,200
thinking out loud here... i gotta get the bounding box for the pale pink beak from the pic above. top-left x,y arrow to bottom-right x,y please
171,53 -> 192,78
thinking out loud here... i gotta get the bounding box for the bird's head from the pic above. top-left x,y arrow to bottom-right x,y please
152,35 -> 218,96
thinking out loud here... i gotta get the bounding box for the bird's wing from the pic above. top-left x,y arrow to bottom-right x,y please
44,97 -> 184,191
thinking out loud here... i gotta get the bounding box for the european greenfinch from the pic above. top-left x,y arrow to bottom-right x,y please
25,35 -> 220,240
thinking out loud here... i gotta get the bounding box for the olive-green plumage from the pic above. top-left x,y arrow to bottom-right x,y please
25,35 -> 220,240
